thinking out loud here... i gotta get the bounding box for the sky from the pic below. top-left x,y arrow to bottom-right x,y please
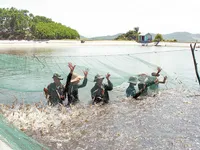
0,0 -> 200,37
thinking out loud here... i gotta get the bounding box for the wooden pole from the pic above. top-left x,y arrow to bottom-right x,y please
190,43 -> 200,85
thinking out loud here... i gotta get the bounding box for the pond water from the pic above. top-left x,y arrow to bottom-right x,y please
1,43 -> 200,150
0,44 -> 199,104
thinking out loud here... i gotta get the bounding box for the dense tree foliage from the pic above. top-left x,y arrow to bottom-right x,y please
0,7 -> 80,40
115,27 -> 140,41
154,34 -> 163,42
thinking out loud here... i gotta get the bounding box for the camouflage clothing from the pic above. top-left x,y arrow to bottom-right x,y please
126,80 -> 156,99
138,83 -> 148,96
146,76 -> 159,90
126,85 -> 136,97
47,73 -> 72,106
68,78 -> 88,105
91,80 -> 113,104
47,83 -> 65,106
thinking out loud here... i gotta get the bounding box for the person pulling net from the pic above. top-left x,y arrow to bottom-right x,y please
126,67 -> 168,99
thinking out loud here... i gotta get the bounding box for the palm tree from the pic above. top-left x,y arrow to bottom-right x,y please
133,27 -> 140,41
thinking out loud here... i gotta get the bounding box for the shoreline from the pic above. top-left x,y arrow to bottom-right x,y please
0,40 -> 199,48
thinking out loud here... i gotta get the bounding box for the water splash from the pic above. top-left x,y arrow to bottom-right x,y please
1,88 -> 200,150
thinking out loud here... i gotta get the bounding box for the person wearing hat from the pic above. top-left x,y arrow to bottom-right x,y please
91,73 -> 113,104
68,69 -> 88,105
126,76 -> 138,97
44,62 -> 76,106
126,75 -> 158,99
138,74 -> 149,96
147,67 -> 167,91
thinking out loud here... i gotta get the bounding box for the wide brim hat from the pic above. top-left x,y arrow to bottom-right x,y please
151,72 -> 160,77
94,74 -> 104,82
138,74 -> 148,82
71,73 -> 84,83
52,73 -> 63,80
128,76 -> 138,85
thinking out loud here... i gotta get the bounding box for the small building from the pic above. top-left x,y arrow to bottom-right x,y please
138,33 -> 152,43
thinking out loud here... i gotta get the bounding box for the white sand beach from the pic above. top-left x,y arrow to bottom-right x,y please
0,40 -> 197,48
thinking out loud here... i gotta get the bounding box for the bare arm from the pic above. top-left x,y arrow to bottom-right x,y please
159,76 -> 167,84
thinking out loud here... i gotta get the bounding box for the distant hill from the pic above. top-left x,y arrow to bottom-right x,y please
80,35 -> 88,39
151,32 -> 200,42
87,33 -> 123,40
83,32 -> 200,42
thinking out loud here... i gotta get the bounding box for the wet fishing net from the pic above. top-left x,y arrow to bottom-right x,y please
0,44 -> 200,150
1,45 -> 199,104
0,47 -> 178,104
0,114 -> 49,150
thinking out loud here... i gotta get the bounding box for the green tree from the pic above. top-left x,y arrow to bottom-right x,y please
154,34 -> 163,42
115,27 -> 140,41
0,7 -> 80,40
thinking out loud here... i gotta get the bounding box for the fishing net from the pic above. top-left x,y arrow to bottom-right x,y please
0,50 -> 175,104
0,114 -> 49,150
0,44 -> 200,150
1,44 -> 200,104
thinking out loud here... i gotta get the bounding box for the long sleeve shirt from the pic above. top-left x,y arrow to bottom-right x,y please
68,78 -> 88,104
47,73 -> 72,106
91,80 -> 113,103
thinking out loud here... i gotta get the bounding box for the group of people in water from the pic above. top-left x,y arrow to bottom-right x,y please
44,62 -> 167,106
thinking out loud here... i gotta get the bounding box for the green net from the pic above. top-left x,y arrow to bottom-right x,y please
0,115 -> 49,150
0,53 -> 173,91
0,52 -> 174,104
0,45 -> 198,150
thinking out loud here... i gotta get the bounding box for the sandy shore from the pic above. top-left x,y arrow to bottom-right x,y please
0,140 -> 12,150
0,40 -> 198,48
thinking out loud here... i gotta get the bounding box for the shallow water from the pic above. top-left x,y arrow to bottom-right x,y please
0,44 -> 199,104
1,89 -> 200,150
1,43 -> 200,150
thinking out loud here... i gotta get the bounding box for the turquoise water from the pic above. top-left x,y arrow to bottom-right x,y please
0,45 -> 199,104
1,44 -> 200,150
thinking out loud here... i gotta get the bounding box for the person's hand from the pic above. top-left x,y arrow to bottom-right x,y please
68,62 -> 76,73
106,73 -> 111,80
60,95 -> 65,100
164,76 -> 167,82
43,88 -> 48,98
157,67 -> 162,73
154,78 -> 159,84
83,69 -> 88,78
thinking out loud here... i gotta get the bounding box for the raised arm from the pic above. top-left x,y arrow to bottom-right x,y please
159,76 -> 167,84
104,73 -> 113,91
64,62 -> 76,96
78,69 -> 88,88
156,67 -> 162,76
152,67 -> 162,77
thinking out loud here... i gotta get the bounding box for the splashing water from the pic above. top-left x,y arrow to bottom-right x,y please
0,88 -> 200,150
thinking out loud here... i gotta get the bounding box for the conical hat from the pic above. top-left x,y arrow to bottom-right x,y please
71,73 -> 84,83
